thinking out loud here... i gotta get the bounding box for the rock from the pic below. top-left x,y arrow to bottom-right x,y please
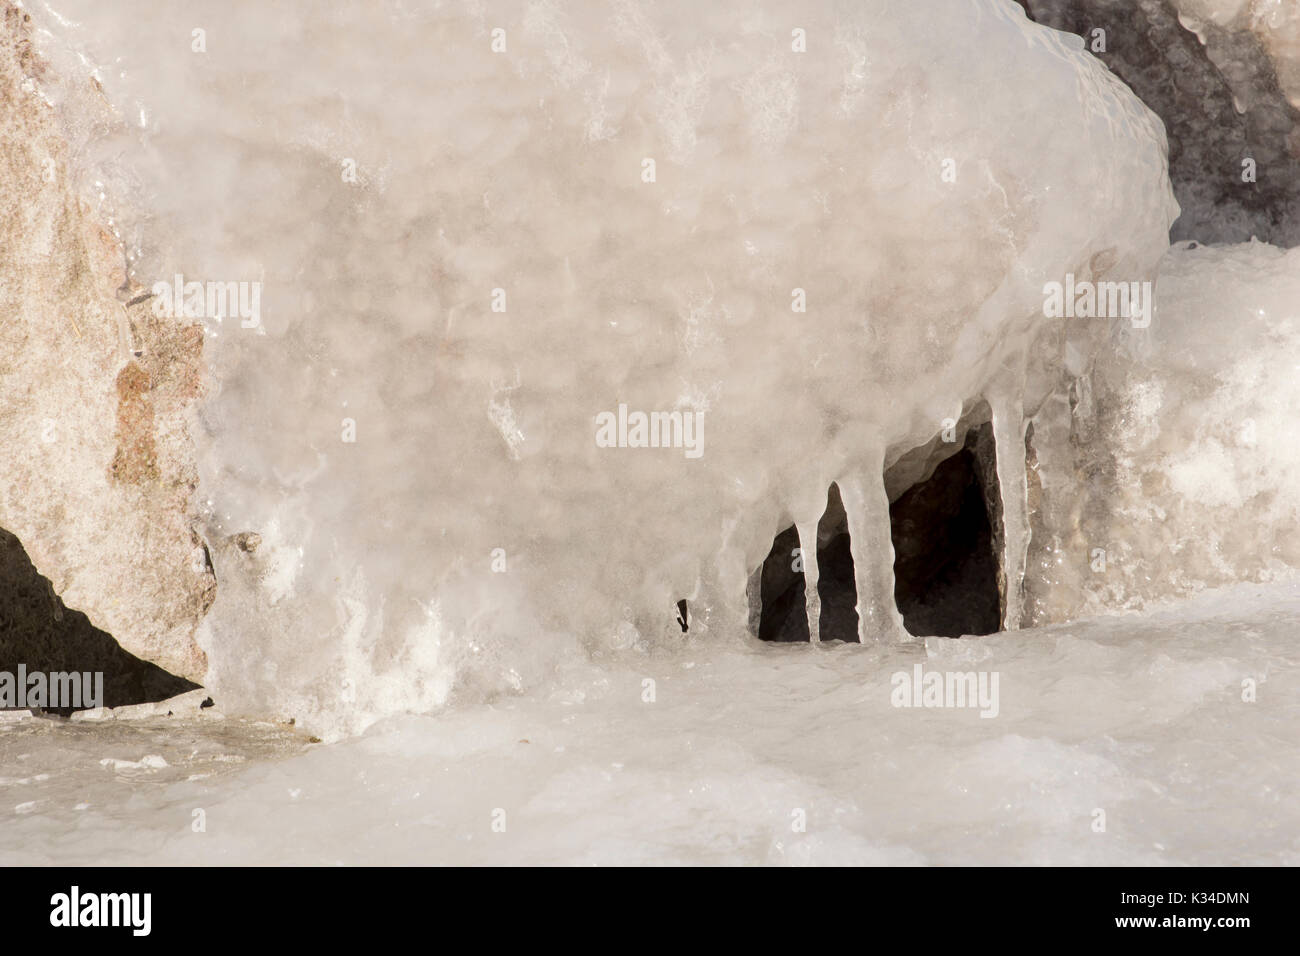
0,5 -> 212,684
232,532 -> 262,554
0,526 -> 199,709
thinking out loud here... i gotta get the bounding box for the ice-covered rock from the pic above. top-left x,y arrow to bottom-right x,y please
1018,0 -> 1300,246
24,0 -> 1177,735
1172,0 -> 1300,110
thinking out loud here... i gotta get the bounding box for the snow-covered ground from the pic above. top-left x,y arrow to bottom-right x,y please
4,577 -> 1296,866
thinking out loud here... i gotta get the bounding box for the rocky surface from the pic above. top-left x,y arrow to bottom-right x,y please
0,5 -> 212,685
0,527 -> 198,710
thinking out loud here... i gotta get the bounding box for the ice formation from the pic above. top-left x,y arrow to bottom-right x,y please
14,0 -> 1180,736
1172,0 -> 1300,109
1025,239 -> 1300,624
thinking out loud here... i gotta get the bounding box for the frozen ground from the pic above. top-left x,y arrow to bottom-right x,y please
3,578 -> 1297,866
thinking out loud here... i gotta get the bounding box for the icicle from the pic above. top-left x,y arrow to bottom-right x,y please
991,396 -> 1030,630
839,469 -> 905,643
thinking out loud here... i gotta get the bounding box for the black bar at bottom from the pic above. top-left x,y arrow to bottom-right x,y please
0,865 -> 1283,944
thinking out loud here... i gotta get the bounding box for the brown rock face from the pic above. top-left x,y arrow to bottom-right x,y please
0,4 -> 212,683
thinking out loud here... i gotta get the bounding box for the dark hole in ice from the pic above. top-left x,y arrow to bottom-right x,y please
0,526 -> 200,715
887,424 -> 1001,638
756,525 -> 809,643
754,483 -> 861,644
675,598 -> 689,633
